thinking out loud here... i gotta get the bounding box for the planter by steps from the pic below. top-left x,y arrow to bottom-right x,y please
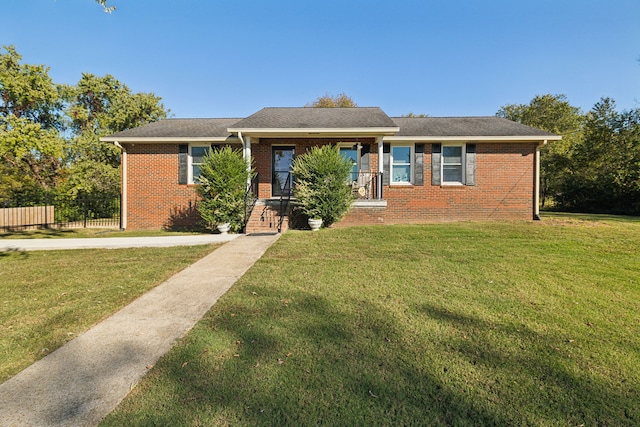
308,218 -> 323,231
216,222 -> 231,234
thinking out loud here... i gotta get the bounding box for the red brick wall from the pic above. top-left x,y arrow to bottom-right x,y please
336,142 -> 536,225
123,140 -> 536,230
124,143 -> 200,230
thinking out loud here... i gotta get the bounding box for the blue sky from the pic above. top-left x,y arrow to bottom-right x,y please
2,0 -> 639,118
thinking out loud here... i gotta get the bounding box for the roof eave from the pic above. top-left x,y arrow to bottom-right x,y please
384,135 -> 562,142
100,136 -> 240,143
228,127 -> 400,138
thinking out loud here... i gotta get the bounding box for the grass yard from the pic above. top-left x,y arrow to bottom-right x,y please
0,244 -> 219,382
0,228 -> 205,239
101,215 -> 640,426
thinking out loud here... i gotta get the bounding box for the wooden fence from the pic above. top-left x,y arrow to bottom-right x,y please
0,205 -> 55,229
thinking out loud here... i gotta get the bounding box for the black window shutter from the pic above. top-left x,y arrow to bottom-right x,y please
414,143 -> 424,186
466,144 -> 476,186
382,143 -> 390,186
431,143 -> 442,185
360,144 -> 370,172
178,144 -> 188,184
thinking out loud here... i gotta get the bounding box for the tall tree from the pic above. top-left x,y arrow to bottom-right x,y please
307,93 -> 357,108
61,73 -> 167,195
561,98 -> 640,214
0,46 -> 65,200
497,94 -> 584,206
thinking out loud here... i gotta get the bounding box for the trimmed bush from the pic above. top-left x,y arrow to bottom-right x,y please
196,146 -> 254,232
292,144 -> 354,227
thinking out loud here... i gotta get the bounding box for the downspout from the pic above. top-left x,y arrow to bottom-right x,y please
533,140 -> 546,220
377,136 -> 384,199
114,141 -> 127,229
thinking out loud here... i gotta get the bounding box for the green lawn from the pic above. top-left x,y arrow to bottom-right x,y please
0,227 -> 206,239
0,244 -> 219,382
101,215 -> 640,426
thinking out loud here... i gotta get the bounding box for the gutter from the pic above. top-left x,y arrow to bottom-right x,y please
113,141 -> 127,229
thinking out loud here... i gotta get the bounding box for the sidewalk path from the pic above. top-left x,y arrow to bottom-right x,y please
0,234 -> 238,251
0,233 -> 280,427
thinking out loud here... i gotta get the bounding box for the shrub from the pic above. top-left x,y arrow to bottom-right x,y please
196,146 -> 254,232
291,144 -> 354,227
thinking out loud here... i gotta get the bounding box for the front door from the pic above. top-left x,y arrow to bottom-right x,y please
272,146 -> 295,197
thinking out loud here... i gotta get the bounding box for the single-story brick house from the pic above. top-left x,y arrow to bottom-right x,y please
101,107 -> 560,232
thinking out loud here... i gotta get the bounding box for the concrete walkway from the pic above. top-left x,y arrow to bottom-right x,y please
0,233 -> 280,427
0,234 -> 239,251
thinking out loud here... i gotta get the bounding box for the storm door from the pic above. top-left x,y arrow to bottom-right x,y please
272,146 -> 295,197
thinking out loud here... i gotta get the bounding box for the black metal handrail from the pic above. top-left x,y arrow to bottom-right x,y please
278,172 -> 292,233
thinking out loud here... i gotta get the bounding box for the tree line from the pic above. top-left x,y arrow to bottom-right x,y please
498,94 -> 640,215
0,45 -> 167,204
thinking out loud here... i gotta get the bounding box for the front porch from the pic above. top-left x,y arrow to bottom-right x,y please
244,172 -> 387,233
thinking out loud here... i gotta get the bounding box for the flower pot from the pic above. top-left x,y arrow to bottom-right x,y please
216,223 -> 231,234
308,218 -> 323,231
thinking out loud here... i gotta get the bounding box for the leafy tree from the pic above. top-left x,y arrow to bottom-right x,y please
61,73 -> 167,196
1,46 -> 166,203
307,93 -> 357,108
497,94 -> 584,206
291,144 -> 354,227
0,46 -> 65,200
0,45 -> 62,130
402,113 -> 429,117
197,147 -> 254,232
559,98 -> 640,214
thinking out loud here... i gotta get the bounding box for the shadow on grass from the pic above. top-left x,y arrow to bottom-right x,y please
110,291 -> 514,426
541,211 -> 640,223
0,228 -> 77,239
417,303 -> 638,425
0,248 -> 28,258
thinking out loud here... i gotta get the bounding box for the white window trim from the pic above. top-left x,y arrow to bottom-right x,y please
390,144 -> 414,185
441,143 -> 466,186
189,144 -> 210,184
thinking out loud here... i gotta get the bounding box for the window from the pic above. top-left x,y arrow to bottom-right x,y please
442,145 -> 464,184
431,143 -> 474,186
391,145 -> 412,184
190,146 -> 210,183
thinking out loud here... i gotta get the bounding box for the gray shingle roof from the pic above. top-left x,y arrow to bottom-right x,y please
391,116 -> 558,137
104,118 -> 240,139
229,107 -> 399,129
102,110 -> 560,141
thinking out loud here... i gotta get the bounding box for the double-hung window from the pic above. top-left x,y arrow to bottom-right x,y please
190,146 -> 210,184
391,145 -> 413,184
442,145 -> 464,185
432,143 -> 475,186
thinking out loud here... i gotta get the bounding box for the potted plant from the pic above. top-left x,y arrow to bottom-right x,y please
291,144 -> 354,230
196,146 -> 254,233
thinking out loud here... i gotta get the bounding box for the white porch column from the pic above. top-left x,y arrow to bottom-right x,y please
241,133 -> 252,188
